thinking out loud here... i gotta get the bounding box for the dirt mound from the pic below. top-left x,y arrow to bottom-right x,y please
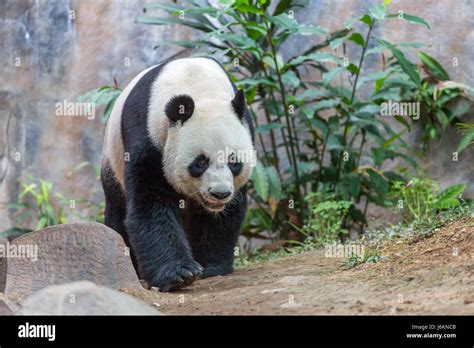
122,218 -> 474,315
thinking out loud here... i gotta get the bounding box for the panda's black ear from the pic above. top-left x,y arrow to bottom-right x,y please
231,89 -> 246,120
165,94 -> 195,125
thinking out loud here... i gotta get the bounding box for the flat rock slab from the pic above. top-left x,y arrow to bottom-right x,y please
0,299 -> 13,315
22,281 -> 159,315
4,222 -> 141,311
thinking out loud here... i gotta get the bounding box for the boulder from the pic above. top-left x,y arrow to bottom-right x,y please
21,281 -> 160,315
4,222 -> 141,311
0,298 -> 13,315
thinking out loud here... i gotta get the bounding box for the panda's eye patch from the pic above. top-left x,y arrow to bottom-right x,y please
228,154 -> 243,176
189,154 -> 209,178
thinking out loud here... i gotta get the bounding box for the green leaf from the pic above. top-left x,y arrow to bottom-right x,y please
418,51 -> 449,81
213,33 -> 256,49
382,129 -> 407,149
369,4 -> 385,21
457,132 -> 474,154
273,0 -> 310,16
355,104 -> 380,114
394,116 -> 411,130
295,89 -> 328,101
359,14 -> 374,26
434,184 -> 466,209
102,97 -> 117,124
273,0 -> 292,16
20,183 -> 37,199
298,25 -> 326,36
356,69 -> 393,88
435,81 -> 474,95
387,12 -> 431,30
136,16 -> 212,32
251,162 -> 269,201
269,13 -> 299,32
364,45 -> 387,57
236,3 -> 264,14
262,54 -> 285,72
389,45 -> 420,86
267,166 -> 283,200
323,66 -> 345,86
313,98 -> 340,112
434,109 -> 449,130
40,180 -> 50,203
348,32 -> 365,47
154,39 -> 208,49
144,3 -> 181,12
270,13 -> 325,36
36,216 -> 48,230
282,70 -> 300,88
255,122 -> 284,133
398,42 -> 429,49
330,35 -> 348,50
288,52 -> 340,66
346,63 -> 359,75
220,0 -> 236,6
344,17 -> 357,29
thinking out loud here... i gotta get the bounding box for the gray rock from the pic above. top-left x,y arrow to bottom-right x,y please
0,299 -> 13,315
21,281 -> 159,315
4,222 -> 141,312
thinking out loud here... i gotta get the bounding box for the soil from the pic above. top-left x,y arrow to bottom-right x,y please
122,218 -> 474,315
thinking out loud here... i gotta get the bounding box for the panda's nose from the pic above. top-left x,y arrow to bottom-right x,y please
209,190 -> 231,200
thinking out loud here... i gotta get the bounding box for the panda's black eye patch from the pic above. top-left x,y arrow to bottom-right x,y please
188,154 -> 209,178
228,154 -> 243,176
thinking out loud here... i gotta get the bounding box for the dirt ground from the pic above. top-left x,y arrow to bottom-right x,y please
122,218 -> 474,315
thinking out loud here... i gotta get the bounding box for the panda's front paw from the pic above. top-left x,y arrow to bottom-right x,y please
202,263 -> 233,278
152,259 -> 203,292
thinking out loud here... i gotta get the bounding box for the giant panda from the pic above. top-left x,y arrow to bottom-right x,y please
100,57 -> 255,292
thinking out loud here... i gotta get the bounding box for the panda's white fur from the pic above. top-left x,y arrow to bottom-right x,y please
102,64 -> 158,190
103,58 -> 254,209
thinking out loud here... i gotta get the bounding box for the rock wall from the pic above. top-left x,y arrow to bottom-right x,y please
0,0 -> 472,230
0,0 -> 193,229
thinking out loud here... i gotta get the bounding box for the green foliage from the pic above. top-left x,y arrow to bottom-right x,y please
136,0 -> 474,242
77,84 -> 122,123
456,122 -> 474,154
66,161 -> 106,223
346,246 -> 385,269
80,0 -> 472,248
390,177 -> 466,224
303,191 -> 351,243
2,165 -> 106,238
1,176 -> 68,237
434,184 -> 466,210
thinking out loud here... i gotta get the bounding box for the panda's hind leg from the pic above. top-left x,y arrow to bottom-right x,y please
100,162 -> 132,259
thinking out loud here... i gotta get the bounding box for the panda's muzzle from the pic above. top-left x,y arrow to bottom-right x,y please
202,189 -> 233,211
209,191 -> 231,200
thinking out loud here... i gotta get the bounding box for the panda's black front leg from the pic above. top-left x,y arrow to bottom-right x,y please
124,153 -> 203,292
187,186 -> 248,278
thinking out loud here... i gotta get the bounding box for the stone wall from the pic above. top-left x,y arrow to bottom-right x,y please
0,0 -> 472,230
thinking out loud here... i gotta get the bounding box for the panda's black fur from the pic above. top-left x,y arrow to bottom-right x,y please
101,58 -> 254,292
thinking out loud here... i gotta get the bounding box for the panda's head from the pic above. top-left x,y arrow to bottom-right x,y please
162,90 -> 255,213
